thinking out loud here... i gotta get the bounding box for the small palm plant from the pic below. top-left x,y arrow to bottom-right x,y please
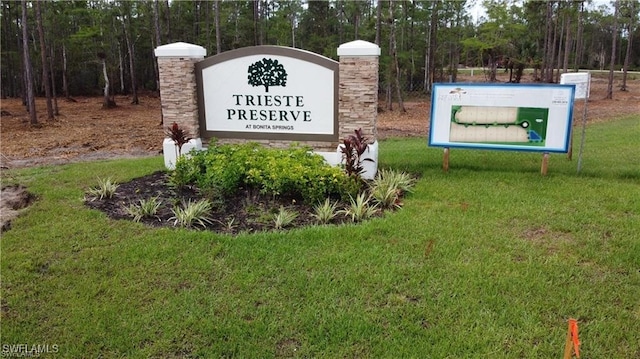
86,177 -> 119,201
169,199 -> 213,229
273,206 -> 298,230
214,217 -> 238,233
370,183 -> 401,209
312,198 -> 339,224
370,169 -> 416,209
338,193 -> 378,223
125,197 -> 162,222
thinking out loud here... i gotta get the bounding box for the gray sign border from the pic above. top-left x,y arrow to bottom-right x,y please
195,46 -> 339,142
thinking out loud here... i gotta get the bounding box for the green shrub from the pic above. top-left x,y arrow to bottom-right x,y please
170,142 -> 356,204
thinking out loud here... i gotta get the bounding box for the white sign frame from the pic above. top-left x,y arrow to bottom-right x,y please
560,72 -> 591,100
429,83 -> 576,153
196,46 -> 339,141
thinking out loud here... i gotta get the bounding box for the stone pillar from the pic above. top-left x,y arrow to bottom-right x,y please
337,40 -> 380,179
154,42 -> 206,169
337,40 -> 380,141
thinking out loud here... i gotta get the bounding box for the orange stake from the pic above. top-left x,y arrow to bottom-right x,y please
563,318 -> 580,359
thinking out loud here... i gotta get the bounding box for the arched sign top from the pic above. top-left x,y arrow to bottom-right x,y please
196,45 -> 338,72
195,46 -> 339,142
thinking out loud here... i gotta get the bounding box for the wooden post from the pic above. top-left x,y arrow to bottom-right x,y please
541,152 -> 549,176
443,147 -> 450,173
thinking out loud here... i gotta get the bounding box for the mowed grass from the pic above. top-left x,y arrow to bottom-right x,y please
1,115 -> 638,358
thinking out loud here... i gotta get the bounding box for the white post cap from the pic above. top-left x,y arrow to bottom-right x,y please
154,42 -> 206,58
337,40 -> 380,57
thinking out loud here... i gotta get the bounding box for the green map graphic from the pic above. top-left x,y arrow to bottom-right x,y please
449,106 -> 549,146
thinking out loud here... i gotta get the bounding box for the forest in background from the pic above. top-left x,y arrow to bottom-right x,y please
1,0 -> 638,123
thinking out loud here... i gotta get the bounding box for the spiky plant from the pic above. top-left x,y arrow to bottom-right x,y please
125,197 -> 162,222
370,169 -> 416,209
86,178 -> 119,201
214,217 -> 238,233
312,198 -> 339,224
375,169 -> 416,194
168,199 -> 212,229
338,193 -> 379,223
370,183 -> 402,209
273,206 -> 299,230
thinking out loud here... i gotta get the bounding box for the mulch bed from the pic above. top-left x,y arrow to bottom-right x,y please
84,171 -> 373,235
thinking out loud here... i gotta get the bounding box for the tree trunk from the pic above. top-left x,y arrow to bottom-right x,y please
386,3 -> 393,112
122,8 -> 138,105
62,43 -> 69,99
488,52 -> 497,82
548,7 -> 558,83
153,0 -> 162,92
574,1 -> 584,71
100,55 -> 116,108
118,45 -> 125,93
337,0 -> 344,44
425,0 -> 438,93
542,1 -> 554,82
375,0 -> 381,46
392,49 -> 405,112
49,43 -> 59,115
562,10 -> 571,73
193,0 -> 200,45
290,6 -> 296,47
354,1 -> 360,39
21,0 -> 37,125
164,0 -> 171,43
204,0 -> 211,51
389,0 -> 405,112
34,0 -> 53,120
606,0 -> 619,99
555,15 -> 564,83
13,1 -> 27,104
253,0 -> 259,46
620,1 -> 635,91
214,0 -> 221,54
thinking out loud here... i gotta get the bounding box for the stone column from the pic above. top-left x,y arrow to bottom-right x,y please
337,40 -> 380,141
337,40 -> 380,179
154,42 -> 206,169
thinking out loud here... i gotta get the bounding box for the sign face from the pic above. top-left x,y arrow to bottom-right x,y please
429,83 -> 576,153
196,46 -> 339,141
560,72 -> 591,100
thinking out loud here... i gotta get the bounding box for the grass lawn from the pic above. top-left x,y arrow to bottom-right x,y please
1,115 -> 638,358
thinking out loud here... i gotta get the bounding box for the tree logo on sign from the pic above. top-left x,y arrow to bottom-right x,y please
247,58 -> 287,92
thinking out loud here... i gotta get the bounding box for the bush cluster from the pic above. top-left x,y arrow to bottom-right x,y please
171,141 -> 359,204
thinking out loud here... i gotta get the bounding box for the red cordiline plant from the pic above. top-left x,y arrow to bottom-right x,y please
166,122 -> 192,156
340,128 -> 374,179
